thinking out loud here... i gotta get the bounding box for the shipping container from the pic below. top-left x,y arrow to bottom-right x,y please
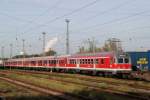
127,51 -> 150,71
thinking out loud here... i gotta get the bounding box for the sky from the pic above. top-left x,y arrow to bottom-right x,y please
0,0 -> 150,57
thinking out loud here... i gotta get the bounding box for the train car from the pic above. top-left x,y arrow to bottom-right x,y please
69,52 -> 131,74
127,51 -> 150,71
3,52 -> 131,76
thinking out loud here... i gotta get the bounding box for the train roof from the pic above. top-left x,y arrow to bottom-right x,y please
70,52 -> 115,58
6,55 -> 71,61
6,52 -> 129,61
127,50 -> 150,53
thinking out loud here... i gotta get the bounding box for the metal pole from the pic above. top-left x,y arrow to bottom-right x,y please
66,19 -> 70,55
22,39 -> 25,58
92,37 -> 96,53
10,43 -> 13,58
1,46 -> 4,59
42,32 -> 46,56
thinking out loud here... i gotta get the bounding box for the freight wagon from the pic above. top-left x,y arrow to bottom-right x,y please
127,51 -> 150,71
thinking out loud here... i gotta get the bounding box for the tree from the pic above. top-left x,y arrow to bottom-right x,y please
103,38 -> 123,53
45,49 -> 56,56
77,38 -> 123,54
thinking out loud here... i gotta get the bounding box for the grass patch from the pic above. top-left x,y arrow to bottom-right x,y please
1,72 -> 148,100
0,80 -> 38,97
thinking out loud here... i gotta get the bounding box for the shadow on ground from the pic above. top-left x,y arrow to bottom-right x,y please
1,89 -> 150,100
73,88 -> 150,100
2,95 -> 62,100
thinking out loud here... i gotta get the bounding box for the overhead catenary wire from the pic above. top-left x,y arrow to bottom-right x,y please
22,0 -> 147,39
22,0 -> 101,34
0,12 -> 32,23
51,10 -> 150,41
84,0 -> 135,21
22,0 -> 62,26
71,10 -> 150,34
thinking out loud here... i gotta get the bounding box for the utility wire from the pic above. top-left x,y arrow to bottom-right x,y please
26,0 -> 61,24
80,0 -> 135,22
72,10 -> 150,33
17,0 -> 61,36
23,0 -> 101,34
46,0 -> 136,36
0,12 -> 32,23
70,0 -> 135,33
0,0 -> 61,32
51,10 -> 150,35
118,25 -> 150,33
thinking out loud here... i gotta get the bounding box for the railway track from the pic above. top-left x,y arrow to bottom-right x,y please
8,70 -> 150,91
4,70 -> 150,92
1,70 -> 150,100
0,72 -> 90,100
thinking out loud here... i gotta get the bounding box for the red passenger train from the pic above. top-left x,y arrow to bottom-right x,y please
4,52 -> 131,75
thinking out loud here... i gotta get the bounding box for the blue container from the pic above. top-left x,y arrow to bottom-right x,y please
127,51 -> 150,71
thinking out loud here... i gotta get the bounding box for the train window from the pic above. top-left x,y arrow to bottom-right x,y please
61,60 -> 64,64
59,60 -> 63,64
88,59 -> 90,64
101,59 -> 104,64
70,59 -> 75,64
54,60 -> 56,64
91,59 -> 93,64
82,59 -> 84,64
110,58 -> 113,64
44,60 -> 47,64
51,60 -> 56,64
114,58 -> 116,63
85,59 -> 87,64
38,60 -> 42,64
90,59 -> 92,64
55,60 -> 58,64
95,59 -> 99,64
118,58 -> 123,63
124,58 -> 129,63
31,61 -> 36,65
69,60 -> 72,64
52,60 -> 54,64
49,60 -> 52,64
74,60 -> 76,64
80,59 -> 82,64
72,60 -> 74,64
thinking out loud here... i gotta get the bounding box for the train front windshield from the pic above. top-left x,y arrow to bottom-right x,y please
117,57 -> 130,64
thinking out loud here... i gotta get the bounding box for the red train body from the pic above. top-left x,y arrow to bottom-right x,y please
3,52 -> 132,74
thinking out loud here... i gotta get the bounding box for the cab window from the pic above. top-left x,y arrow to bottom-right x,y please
118,58 -> 123,63
124,58 -> 129,63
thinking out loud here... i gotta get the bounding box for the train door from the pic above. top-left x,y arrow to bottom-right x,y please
43,60 -> 48,67
58,58 -> 67,67
96,57 -> 108,69
67,58 -> 77,68
99,58 -> 105,68
38,60 -> 42,66
105,57 -> 110,69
